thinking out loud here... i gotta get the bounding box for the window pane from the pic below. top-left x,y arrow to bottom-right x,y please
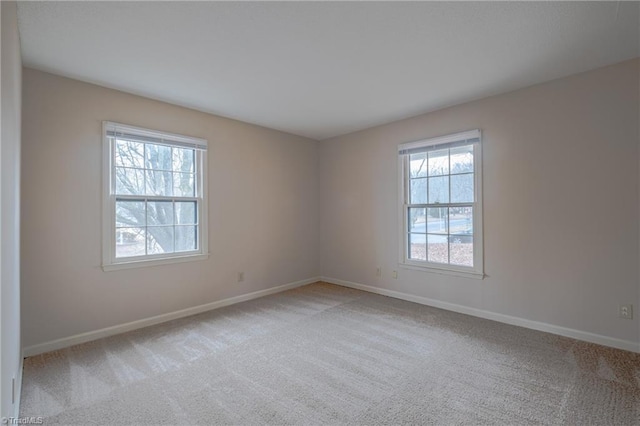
176,226 -> 197,252
173,148 -> 194,173
427,234 -> 448,264
450,236 -> 473,267
426,208 -> 448,234
115,167 -> 145,195
116,201 -> 146,227
176,201 -> 197,225
147,227 -> 174,254
173,172 -> 195,197
147,201 -> 174,226
428,149 -> 449,176
409,153 -> 427,178
428,176 -> 449,203
145,170 -> 173,196
115,228 -> 145,258
451,173 -> 474,203
410,178 -> 427,204
115,140 -> 144,168
408,208 -> 426,233
145,143 -> 172,171
449,207 -> 473,234
409,233 -> 426,261
450,145 -> 473,174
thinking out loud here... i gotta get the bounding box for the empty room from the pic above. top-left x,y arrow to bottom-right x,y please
1,1 -> 639,424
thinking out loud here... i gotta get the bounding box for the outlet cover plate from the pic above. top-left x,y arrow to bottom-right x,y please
620,304 -> 633,319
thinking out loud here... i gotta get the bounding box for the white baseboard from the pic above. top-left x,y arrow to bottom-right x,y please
23,277 -> 320,357
321,276 -> 640,353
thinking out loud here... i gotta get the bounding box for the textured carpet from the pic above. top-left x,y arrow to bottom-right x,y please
21,282 -> 640,425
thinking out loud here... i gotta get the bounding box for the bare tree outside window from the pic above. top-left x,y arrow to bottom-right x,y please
114,139 -> 198,258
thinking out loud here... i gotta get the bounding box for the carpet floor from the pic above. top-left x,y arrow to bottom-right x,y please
20,282 -> 640,425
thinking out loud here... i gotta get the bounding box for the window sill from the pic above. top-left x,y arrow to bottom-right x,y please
399,262 -> 484,280
102,253 -> 209,272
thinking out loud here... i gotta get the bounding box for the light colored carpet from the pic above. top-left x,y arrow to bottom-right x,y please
21,282 -> 640,425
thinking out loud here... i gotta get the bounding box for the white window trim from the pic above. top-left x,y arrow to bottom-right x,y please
397,129 -> 484,279
101,121 -> 209,272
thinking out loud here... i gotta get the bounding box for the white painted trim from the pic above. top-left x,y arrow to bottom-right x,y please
398,129 -> 481,152
102,252 -> 209,272
101,121 -> 209,271
398,131 -> 484,276
23,277 -> 320,357
321,276 -> 640,353
101,120 -> 113,270
398,263 -> 484,279
104,121 -> 208,149
13,355 -> 23,419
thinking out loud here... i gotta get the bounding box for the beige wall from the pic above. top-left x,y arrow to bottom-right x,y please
21,69 -> 319,348
319,59 -> 640,346
1,0 -> 22,418
20,57 -> 640,352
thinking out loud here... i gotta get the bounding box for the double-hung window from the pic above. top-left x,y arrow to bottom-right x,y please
102,122 -> 208,271
399,130 -> 483,277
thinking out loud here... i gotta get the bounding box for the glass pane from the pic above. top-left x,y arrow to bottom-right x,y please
428,176 -> 449,203
409,233 -> 426,261
426,208 -> 448,234
408,208 -> 426,233
427,234 -> 448,264
116,201 -> 145,227
450,145 -> 473,174
450,236 -> 473,267
175,201 -> 197,225
115,167 -> 145,195
176,226 -> 197,252
173,172 -> 195,197
449,207 -> 473,235
115,227 -> 145,258
173,148 -> 194,173
147,201 -> 174,226
115,140 -> 144,168
428,149 -> 449,176
147,227 -> 174,254
409,153 -> 427,178
409,178 -> 427,204
145,170 -> 173,196
451,173 -> 474,203
145,143 -> 172,171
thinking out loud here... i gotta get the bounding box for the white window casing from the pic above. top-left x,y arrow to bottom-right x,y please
398,129 -> 483,279
102,122 -> 209,271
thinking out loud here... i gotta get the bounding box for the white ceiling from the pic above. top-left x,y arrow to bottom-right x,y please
17,1 -> 639,140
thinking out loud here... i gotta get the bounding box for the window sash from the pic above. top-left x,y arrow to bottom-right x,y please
110,140 -> 204,198
403,203 -> 474,265
115,226 -> 200,258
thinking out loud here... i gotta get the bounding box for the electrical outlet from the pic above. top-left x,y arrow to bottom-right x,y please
392,270 -> 398,279
619,304 -> 633,319
376,267 -> 381,277
237,272 -> 244,282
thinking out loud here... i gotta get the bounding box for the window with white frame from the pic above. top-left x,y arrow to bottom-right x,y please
102,122 -> 208,271
399,130 -> 483,277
